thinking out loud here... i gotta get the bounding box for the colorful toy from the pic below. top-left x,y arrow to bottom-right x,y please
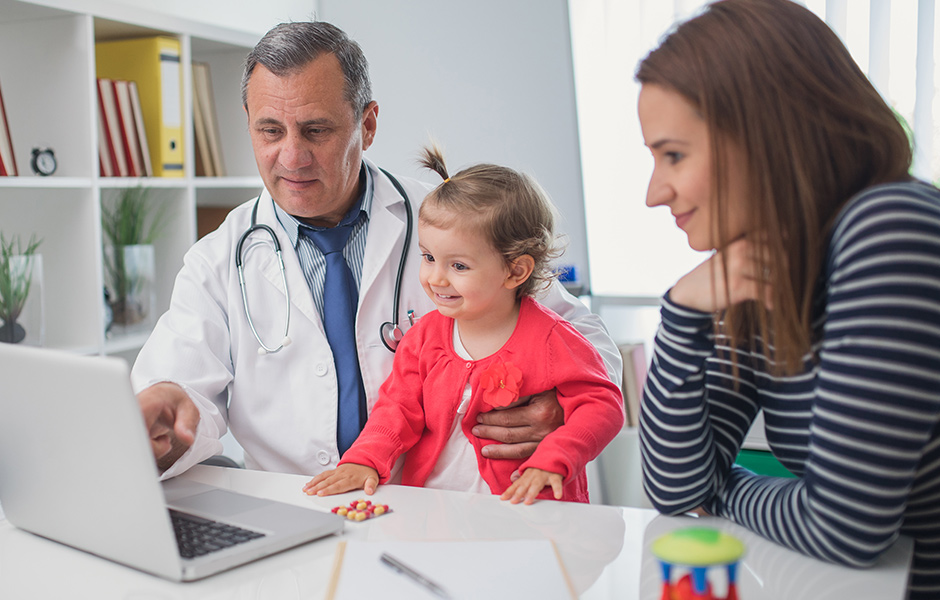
651,527 -> 744,600
331,499 -> 392,521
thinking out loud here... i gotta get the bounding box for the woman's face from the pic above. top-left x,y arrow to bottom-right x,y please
638,83 -> 747,251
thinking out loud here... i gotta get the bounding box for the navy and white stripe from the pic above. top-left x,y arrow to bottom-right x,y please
640,180 -> 940,600
273,164 -> 374,320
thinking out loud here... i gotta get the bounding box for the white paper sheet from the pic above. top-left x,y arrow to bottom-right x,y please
326,539 -> 576,600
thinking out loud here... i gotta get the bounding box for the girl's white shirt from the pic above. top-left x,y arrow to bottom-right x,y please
423,322 -> 491,494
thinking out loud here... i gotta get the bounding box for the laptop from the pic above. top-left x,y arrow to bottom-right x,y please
0,343 -> 344,581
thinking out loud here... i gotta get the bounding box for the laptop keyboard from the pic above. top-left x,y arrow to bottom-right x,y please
169,509 -> 266,559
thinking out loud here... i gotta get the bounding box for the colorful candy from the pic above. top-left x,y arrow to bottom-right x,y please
330,499 -> 392,521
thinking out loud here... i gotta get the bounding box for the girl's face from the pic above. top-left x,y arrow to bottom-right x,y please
638,83 -> 747,251
417,216 -> 521,325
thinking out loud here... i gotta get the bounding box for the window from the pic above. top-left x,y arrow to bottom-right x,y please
570,0 -> 937,301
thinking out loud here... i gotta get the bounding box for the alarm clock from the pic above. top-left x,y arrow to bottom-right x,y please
30,147 -> 57,176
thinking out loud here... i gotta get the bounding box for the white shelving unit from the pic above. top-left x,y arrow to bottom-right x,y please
0,0 -> 263,356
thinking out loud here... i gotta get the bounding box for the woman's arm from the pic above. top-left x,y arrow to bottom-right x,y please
707,186 -> 940,567
640,228 -> 776,514
639,294 -> 761,514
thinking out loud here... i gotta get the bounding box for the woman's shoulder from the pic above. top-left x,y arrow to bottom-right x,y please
836,180 -> 940,226
829,179 -> 940,252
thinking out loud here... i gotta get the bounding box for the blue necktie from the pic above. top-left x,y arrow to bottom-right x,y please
304,224 -> 365,456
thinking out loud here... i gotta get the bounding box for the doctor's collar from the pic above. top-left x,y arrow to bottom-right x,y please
273,162 -> 375,248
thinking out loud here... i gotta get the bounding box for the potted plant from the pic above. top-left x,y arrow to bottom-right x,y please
101,186 -> 167,332
0,233 -> 42,344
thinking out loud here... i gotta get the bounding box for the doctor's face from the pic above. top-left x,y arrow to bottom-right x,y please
245,54 -> 378,228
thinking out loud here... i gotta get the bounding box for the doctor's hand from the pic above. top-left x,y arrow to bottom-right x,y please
471,389 -> 564,460
138,382 -> 199,471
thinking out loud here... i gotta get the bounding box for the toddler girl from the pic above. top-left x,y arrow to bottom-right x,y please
304,146 -> 623,504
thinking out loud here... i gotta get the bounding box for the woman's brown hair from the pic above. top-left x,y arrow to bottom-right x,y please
636,0 -> 912,373
418,145 -> 562,298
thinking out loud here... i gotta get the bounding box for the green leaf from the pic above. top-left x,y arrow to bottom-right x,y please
0,232 -> 42,325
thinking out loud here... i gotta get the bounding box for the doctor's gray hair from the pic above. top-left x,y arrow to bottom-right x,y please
241,21 -> 372,116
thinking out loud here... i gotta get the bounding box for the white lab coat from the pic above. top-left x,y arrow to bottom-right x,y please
132,159 -> 622,478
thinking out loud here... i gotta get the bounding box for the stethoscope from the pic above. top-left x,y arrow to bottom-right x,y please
235,168 -> 413,356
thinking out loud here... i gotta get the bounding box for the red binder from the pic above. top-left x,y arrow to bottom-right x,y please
0,80 -> 17,176
97,80 -> 118,177
97,78 -> 128,176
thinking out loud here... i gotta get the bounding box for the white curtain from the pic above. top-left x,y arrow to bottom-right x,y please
570,0 -> 937,299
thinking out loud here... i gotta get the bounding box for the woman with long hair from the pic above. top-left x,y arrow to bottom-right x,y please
636,1 -> 940,597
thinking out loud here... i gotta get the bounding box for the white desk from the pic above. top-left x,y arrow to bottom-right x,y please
0,465 -> 912,599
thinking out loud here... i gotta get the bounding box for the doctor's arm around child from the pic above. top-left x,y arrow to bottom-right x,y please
303,145 -> 624,504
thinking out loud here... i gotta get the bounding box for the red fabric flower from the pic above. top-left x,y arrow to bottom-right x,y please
480,361 -> 524,408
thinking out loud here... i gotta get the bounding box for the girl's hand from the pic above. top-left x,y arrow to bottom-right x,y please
499,468 -> 563,505
302,464 -> 380,497
670,238 -> 773,313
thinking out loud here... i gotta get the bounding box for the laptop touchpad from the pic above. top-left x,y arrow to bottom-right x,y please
170,490 -> 271,517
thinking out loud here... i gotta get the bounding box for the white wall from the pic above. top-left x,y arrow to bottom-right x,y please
109,0 -> 314,36
47,0 -> 590,284
35,0 -> 316,37
318,0 -> 592,291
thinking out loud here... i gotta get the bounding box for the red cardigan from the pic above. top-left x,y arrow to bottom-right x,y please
340,297 -> 624,503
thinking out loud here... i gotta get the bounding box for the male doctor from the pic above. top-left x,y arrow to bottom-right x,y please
133,21 -> 622,479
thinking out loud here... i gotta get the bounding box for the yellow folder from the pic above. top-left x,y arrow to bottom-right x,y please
96,36 -> 184,177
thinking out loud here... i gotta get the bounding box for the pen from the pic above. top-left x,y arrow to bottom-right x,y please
379,552 -> 452,599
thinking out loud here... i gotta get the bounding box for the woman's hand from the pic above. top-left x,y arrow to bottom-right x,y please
670,238 -> 772,313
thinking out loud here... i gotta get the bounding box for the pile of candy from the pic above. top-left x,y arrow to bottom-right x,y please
332,499 -> 391,521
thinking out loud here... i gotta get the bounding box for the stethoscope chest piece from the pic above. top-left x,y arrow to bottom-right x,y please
380,322 -> 404,352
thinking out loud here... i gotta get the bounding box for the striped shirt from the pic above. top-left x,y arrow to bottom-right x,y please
273,164 -> 374,320
640,180 -> 940,600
